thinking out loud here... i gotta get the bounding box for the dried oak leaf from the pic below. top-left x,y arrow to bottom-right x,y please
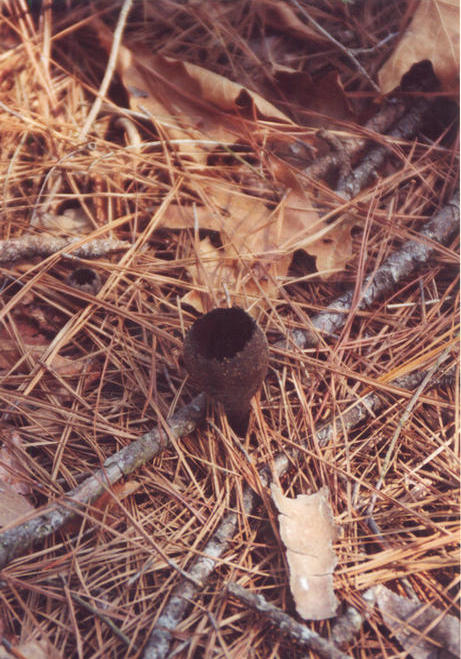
271,484 -> 339,620
32,208 -> 93,235
182,235 -> 291,312
166,169 -> 351,311
94,20 -> 353,311
378,0 -> 459,95
275,70 -> 354,127
0,339 -> 87,377
0,429 -> 34,527
95,19 -> 293,165
376,584 -> 460,658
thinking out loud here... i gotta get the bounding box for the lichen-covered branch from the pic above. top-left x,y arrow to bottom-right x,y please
336,98 -> 430,198
304,98 -> 407,182
0,394 -> 206,570
0,234 -> 130,264
280,192 -> 459,350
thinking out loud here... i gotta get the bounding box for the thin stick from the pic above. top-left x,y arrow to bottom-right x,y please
336,98 -> 430,199
0,234 -> 130,264
68,589 -> 133,649
141,363 -> 454,659
277,192 -> 459,350
304,98 -> 407,182
289,0 -> 380,92
0,394 -> 206,571
79,0 -> 134,140
226,582 -> 351,659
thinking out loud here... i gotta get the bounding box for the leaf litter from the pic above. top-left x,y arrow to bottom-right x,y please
0,1 -> 458,657
94,17 -> 354,312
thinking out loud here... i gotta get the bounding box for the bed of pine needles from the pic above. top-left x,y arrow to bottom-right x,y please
0,1 -> 458,657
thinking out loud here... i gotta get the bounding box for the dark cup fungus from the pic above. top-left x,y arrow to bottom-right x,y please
183,307 -> 268,436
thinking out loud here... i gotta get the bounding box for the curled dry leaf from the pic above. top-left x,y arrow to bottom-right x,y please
375,584 -> 460,659
378,0 -> 459,95
95,19 -> 293,165
275,70 -> 353,127
167,167 -> 350,311
0,336 -> 98,400
0,482 -> 35,527
271,484 -> 339,620
0,340 -> 88,378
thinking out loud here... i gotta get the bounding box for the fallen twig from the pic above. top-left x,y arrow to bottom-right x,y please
278,191 -> 459,350
304,98 -> 407,182
336,98 -> 430,198
0,235 -> 130,264
226,582 -> 351,659
67,586 -> 134,649
0,393 -> 206,570
141,362 -> 454,658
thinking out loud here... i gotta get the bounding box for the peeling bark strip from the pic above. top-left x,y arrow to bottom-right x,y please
226,583 -> 351,659
0,394 -> 206,571
284,192 -> 459,350
0,235 -> 130,264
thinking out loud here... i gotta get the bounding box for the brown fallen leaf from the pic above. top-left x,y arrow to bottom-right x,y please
94,20 -> 354,311
0,482 -> 35,528
0,339 -> 89,378
166,169 -> 351,311
275,70 -> 354,126
0,635 -> 61,659
0,430 -> 35,528
0,430 -> 31,496
303,217 -> 355,275
182,235 -> 291,312
378,0 -> 459,95
271,484 -> 339,620
95,19 -> 293,165
32,208 -> 93,235
376,584 -> 460,658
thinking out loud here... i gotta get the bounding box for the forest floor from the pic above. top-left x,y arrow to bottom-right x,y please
0,1 -> 459,658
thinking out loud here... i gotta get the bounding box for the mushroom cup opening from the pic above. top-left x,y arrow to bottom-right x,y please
191,307 -> 255,361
